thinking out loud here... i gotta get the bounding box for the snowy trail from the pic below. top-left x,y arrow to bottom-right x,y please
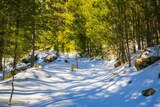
0,58 -> 160,107
0,59 -> 119,107
27,60 -> 119,107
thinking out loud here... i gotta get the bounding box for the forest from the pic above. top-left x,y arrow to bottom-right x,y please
1,0 -> 160,69
0,0 -> 160,106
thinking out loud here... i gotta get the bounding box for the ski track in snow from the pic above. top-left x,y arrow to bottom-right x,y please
0,56 -> 160,107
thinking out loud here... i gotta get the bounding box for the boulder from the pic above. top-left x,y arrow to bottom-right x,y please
17,64 -> 31,71
21,55 -> 37,64
158,73 -> 160,79
114,60 -> 121,67
64,60 -> 69,63
44,54 -> 57,62
135,47 -> 160,70
142,88 -> 156,96
135,56 -> 160,70
128,80 -> 132,84
21,55 -> 32,64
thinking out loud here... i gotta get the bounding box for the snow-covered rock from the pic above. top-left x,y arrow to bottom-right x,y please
35,50 -> 57,63
135,46 -> 160,70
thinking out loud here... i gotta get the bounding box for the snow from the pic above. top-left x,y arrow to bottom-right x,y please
141,46 -> 160,58
0,52 -> 160,107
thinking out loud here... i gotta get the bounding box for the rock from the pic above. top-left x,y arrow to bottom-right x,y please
21,55 -> 32,64
114,60 -> 121,67
112,72 -> 119,76
17,64 -> 31,71
150,57 -> 160,62
109,78 -> 114,82
135,57 -> 147,70
135,47 -> 160,70
64,60 -> 69,63
123,71 -> 127,74
128,80 -> 132,84
46,75 -> 51,78
21,55 -> 37,64
35,52 -> 48,61
44,54 -> 57,62
18,66 -> 28,71
158,73 -> 160,79
142,88 -> 156,96
135,56 -> 160,70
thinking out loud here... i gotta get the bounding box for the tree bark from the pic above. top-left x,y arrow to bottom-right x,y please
9,15 -> 19,105
31,0 -> 36,67
0,34 -> 3,71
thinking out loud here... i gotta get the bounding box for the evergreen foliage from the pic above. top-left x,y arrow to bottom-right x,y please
1,0 -> 160,67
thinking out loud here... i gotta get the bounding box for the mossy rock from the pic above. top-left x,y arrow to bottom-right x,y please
135,57 -> 160,70
142,88 -> 156,96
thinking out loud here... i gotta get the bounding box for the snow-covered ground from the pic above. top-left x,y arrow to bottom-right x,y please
0,52 -> 160,107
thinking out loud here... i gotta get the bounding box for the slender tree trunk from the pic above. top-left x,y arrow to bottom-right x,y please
132,15 -> 136,53
86,39 -> 90,57
0,29 -> 4,72
75,43 -> 79,69
152,0 -> 160,45
146,19 -> 152,47
9,15 -> 19,105
3,56 -> 5,80
0,33 -> 3,71
126,32 -> 131,67
31,18 -> 35,67
155,21 -> 159,45
54,31 -> 59,56
31,0 -> 36,67
3,16 -> 10,80
136,10 -> 142,50
100,43 -> 104,59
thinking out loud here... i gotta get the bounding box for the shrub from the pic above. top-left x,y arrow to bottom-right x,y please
71,64 -> 75,71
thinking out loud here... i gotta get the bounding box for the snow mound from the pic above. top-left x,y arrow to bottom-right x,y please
15,67 -> 50,80
141,46 -> 160,58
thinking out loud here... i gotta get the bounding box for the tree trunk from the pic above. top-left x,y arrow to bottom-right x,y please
54,31 -> 59,56
31,0 -> 36,67
31,17 -> 35,67
9,15 -> 19,105
152,0 -> 160,45
3,56 -> 5,80
75,42 -> 78,69
126,32 -> 131,67
0,32 -> 4,72
146,19 -> 152,47
0,33 -> 3,71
